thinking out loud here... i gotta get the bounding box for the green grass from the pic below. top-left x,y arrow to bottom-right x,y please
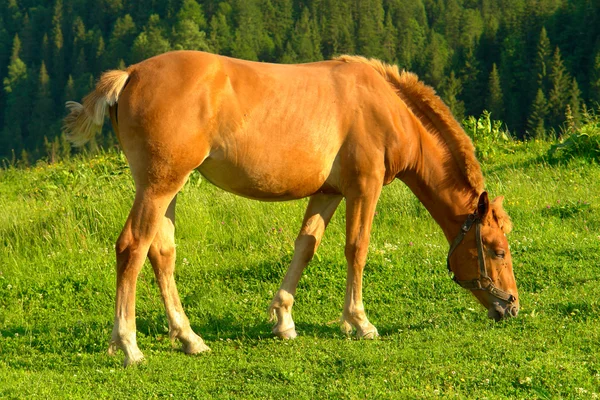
1,142 -> 599,399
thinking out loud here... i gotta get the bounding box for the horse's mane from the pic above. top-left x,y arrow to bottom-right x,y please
334,55 -> 485,194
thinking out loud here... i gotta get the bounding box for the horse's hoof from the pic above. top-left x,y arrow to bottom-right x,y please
182,337 -> 211,355
273,326 -> 297,339
123,351 -> 145,367
340,319 -> 354,336
108,341 -> 118,356
356,324 -> 379,340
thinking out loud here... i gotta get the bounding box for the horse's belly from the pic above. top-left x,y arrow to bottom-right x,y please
197,155 -> 336,201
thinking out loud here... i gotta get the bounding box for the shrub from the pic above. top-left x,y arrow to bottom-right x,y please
549,108 -> 600,162
462,110 -> 514,161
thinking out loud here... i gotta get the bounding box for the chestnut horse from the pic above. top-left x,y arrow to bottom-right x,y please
64,51 -> 519,366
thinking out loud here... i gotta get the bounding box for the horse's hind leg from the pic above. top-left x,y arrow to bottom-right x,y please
148,195 -> 210,355
269,193 -> 342,339
108,187 -> 181,366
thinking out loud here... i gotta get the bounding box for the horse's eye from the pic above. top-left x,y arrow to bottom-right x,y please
495,250 -> 505,259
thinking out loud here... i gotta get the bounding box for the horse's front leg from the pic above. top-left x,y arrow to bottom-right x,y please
269,193 -> 342,339
341,181 -> 383,339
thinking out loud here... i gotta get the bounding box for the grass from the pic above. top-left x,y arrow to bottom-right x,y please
0,141 -> 599,398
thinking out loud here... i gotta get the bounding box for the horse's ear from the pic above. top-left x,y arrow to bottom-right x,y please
477,191 -> 490,218
492,196 -> 505,206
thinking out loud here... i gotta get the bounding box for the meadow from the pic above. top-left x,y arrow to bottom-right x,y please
0,139 -> 599,398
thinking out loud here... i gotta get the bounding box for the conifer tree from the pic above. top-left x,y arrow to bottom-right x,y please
441,71 -> 465,121
355,0 -> 384,58
209,5 -> 233,55
19,13 -> 35,65
486,63 -> 504,120
29,62 -> 54,151
172,20 -> 210,51
63,74 -> 75,105
282,7 -> 322,63
547,47 -> 571,128
70,17 -> 87,76
231,0 -> 274,61
459,45 -> 482,116
535,27 -> 551,93
381,11 -> 398,64
261,0 -> 294,60
423,31 -> 449,88
51,0 -> 65,104
527,88 -> 547,138
590,50 -> 600,105
106,14 -> 136,68
2,34 -> 30,157
177,0 -> 207,30
321,0 -> 354,57
131,15 -> 171,63
567,77 -> 581,127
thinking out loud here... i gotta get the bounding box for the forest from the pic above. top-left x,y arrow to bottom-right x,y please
1,0 -> 599,163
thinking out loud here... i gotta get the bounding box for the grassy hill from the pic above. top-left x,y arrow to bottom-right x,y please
0,140 -> 599,398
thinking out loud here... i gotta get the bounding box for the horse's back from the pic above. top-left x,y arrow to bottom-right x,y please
115,51 -> 402,199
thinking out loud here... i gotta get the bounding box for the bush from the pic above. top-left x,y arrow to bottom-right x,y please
462,110 -> 514,161
549,108 -> 600,162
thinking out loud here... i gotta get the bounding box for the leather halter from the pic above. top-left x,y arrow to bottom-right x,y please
446,213 -> 516,304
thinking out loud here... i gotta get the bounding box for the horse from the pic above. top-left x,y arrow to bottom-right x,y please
64,51 -> 519,367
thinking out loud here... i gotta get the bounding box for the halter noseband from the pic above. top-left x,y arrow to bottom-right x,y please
446,213 -> 516,304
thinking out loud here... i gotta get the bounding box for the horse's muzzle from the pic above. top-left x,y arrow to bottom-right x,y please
488,301 -> 519,321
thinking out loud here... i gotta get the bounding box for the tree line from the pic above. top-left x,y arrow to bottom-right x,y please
1,0 -> 599,164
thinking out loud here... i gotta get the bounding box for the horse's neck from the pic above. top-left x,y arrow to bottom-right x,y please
397,125 -> 478,242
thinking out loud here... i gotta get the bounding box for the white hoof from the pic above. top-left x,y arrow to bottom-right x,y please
123,350 -> 145,367
340,319 -> 354,336
182,336 -> 211,354
356,324 -> 379,339
273,325 -> 297,339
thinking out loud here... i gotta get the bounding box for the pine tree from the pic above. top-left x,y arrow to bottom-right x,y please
177,0 -> 207,30
590,50 -> 600,106
29,62 -> 55,151
209,6 -> 233,55
486,63 -> 504,120
534,27 -> 551,93
172,20 -> 210,51
282,7 -> 322,63
422,31 -> 449,88
320,0 -> 354,57
106,14 -> 137,68
70,16 -> 87,76
261,0 -> 294,60
355,0 -> 385,58
51,0 -> 65,105
527,88 -> 547,138
2,35 -> 30,157
231,0 -> 274,61
547,47 -> 571,129
63,74 -> 75,105
567,77 -> 581,127
459,45 -> 482,116
381,11 -> 398,64
441,71 -> 465,121
19,13 -> 35,65
131,15 -> 171,63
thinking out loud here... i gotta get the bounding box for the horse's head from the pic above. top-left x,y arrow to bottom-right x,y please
447,192 -> 519,321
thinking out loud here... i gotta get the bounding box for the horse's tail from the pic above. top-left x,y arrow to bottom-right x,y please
63,70 -> 130,147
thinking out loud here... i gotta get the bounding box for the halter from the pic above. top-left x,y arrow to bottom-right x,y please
446,213 -> 516,304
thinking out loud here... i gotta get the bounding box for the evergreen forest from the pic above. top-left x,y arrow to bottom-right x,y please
1,0 -> 599,163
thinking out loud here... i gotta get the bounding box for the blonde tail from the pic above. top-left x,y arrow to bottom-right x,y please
63,70 -> 130,147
